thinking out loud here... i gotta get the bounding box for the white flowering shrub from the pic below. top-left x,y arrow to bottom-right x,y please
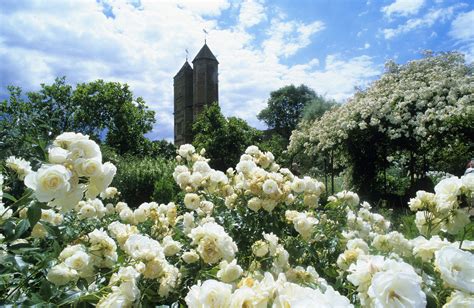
0,133 -> 473,306
289,52 -> 474,197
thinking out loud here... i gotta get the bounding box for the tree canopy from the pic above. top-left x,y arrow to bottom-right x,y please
1,77 -> 157,159
257,84 -> 319,140
192,103 -> 262,171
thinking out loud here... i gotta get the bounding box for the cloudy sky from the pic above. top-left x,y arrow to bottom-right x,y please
1,0 -> 473,141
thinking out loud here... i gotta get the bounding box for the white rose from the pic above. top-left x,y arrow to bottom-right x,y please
261,199 -> 277,212
47,263 -> 78,286
461,173 -> 474,193
31,223 -> 48,238
262,179 -> 278,194
69,139 -> 102,160
59,244 -> 86,261
182,250 -> 200,264
247,197 -> 262,212
178,144 -> 195,159
245,145 -> 260,155
49,184 -> 85,212
367,269 -> 426,308
79,204 -> 97,219
252,240 -> 269,257
97,289 -> 129,308
434,246 -> 474,293
184,193 -> 200,210
190,172 -> 203,187
119,208 -> 134,223
25,165 -> 71,202
229,287 -> 264,308
443,291 -> 474,308
65,251 -> 91,271
444,209 -> 470,235
176,171 -> 191,186
86,162 -> 117,199
75,158 -> 103,177
185,280 -> 232,308
48,147 -> 69,164
236,160 -> 257,174
435,177 -> 462,201
163,236 -> 182,256
133,207 -> 148,223
291,177 -> 305,193
54,132 -> 89,147
217,260 -> 243,283
193,161 -> 211,175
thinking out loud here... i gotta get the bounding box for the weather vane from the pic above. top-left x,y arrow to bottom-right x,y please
203,29 -> 208,44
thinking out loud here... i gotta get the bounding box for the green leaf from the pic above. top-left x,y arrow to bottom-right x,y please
39,282 -> 52,300
58,291 -> 83,306
77,278 -> 88,291
14,219 -> 30,240
13,255 -> 28,273
27,203 -> 42,228
3,220 -> 16,239
42,222 -> 61,239
2,193 -> 17,202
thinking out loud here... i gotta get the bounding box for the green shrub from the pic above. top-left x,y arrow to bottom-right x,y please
113,156 -> 178,207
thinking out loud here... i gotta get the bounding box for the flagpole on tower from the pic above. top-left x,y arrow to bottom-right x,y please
203,29 -> 208,44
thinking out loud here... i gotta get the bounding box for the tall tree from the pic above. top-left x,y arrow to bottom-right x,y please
1,77 -> 156,158
257,84 -> 317,140
192,103 -> 261,171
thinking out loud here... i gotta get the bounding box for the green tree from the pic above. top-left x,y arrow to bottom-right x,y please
257,84 -> 317,140
192,103 -> 261,170
1,77 -> 156,158
302,94 -> 337,121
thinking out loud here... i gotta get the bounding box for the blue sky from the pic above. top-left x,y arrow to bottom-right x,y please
1,0 -> 473,142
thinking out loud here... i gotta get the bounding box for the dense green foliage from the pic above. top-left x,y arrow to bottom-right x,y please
113,156 -> 179,207
258,84 -> 334,140
0,77 -> 158,159
192,103 -> 262,171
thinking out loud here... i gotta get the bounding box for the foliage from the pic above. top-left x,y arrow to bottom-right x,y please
1,133 -> 473,307
0,77 -> 156,158
289,52 -> 474,201
257,84 -> 319,140
192,103 -> 262,171
302,94 -> 338,121
113,156 -> 179,207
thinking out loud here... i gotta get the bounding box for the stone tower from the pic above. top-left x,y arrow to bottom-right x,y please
174,43 -> 219,146
173,61 -> 194,145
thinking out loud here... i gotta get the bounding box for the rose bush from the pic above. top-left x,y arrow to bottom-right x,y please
289,52 -> 473,199
0,133 -> 473,307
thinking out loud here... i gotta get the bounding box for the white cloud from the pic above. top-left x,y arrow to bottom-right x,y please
174,0 -> 231,16
449,10 -> 474,62
262,18 -> 325,58
382,5 -> 462,39
449,10 -> 474,41
0,0 -> 379,141
238,0 -> 266,28
381,0 -> 425,18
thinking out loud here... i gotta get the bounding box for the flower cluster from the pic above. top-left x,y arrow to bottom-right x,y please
1,133 -> 473,307
47,228 -> 117,286
409,174 -> 473,236
289,53 -> 473,176
24,132 -> 116,212
185,271 -> 352,308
